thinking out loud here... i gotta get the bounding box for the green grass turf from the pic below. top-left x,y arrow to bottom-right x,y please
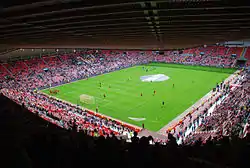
42,63 -> 235,131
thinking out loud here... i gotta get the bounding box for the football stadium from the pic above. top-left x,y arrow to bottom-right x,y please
42,63 -> 235,131
0,0 -> 250,167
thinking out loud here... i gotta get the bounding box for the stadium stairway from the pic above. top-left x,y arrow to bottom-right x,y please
225,47 -> 231,56
241,47 -> 248,58
41,56 -> 48,65
244,47 -> 250,64
1,63 -> 13,77
23,61 -> 31,71
56,55 -> 64,63
138,129 -> 168,142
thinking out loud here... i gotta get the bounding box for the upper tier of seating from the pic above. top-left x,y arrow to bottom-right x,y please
1,46 -> 247,90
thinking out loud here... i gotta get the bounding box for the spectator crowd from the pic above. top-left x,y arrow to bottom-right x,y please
0,48 -> 249,144
1,94 -> 250,168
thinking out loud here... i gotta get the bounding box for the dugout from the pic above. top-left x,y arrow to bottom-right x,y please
235,57 -> 247,67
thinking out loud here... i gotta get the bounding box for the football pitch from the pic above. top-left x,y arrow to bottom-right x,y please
42,63 -> 235,131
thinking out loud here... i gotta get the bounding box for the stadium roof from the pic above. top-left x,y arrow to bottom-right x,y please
0,0 -> 250,52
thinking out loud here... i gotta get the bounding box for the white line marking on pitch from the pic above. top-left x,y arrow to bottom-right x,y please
128,117 -> 146,121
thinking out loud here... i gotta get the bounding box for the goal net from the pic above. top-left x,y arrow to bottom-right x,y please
79,94 -> 95,104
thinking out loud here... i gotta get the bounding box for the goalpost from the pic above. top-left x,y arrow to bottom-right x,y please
79,94 -> 95,104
